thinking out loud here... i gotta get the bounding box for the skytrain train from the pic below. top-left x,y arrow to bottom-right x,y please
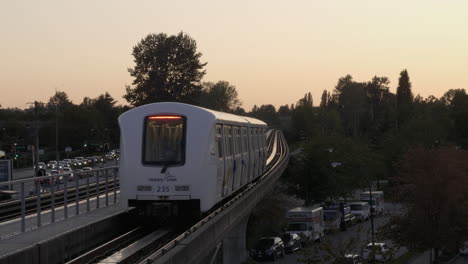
118,102 -> 268,217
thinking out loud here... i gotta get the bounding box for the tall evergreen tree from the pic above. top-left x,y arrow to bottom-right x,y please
396,69 -> 413,126
320,90 -> 329,108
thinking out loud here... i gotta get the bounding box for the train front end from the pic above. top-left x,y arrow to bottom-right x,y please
118,103 -> 218,222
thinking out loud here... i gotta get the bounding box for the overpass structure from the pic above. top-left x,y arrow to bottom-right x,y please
0,130 -> 289,264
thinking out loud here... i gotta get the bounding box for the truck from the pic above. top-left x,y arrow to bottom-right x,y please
360,191 -> 384,215
286,207 -> 324,242
323,206 -> 341,231
349,201 -> 370,221
322,203 -> 355,231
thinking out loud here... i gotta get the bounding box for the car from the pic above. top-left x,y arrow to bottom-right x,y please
460,241 -> 468,255
85,157 -> 94,165
251,237 -> 285,261
50,169 -> 63,184
362,242 -> 392,262
75,157 -> 88,165
47,160 -> 57,169
62,159 -> 72,164
332,254 -> 362,264
62,168 -> 74,181
280,233 -> 301,253
71,159 -> 81,166
79,167 -> 93,178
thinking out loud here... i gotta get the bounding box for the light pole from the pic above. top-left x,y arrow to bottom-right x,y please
55,104 -> 59,162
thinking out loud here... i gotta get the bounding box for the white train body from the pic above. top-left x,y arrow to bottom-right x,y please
118,102 -> 267,214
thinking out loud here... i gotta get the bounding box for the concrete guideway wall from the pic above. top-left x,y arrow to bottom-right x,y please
147,132 -> 289,264
0,206 -> 132,264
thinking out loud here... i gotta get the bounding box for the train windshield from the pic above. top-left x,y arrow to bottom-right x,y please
143,115 -> 185,165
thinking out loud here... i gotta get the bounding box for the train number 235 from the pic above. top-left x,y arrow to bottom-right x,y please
155,186 -> 170,192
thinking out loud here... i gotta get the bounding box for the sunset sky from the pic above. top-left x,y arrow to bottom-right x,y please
2,0 -> 468,110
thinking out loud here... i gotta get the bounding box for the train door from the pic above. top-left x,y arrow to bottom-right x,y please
216,124 -> 226,197
240,127 -> 249,186
223,125 -> 233,196
232,126 -> 242,191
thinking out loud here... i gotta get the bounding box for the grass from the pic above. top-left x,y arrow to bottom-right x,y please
386,250 -> 420,264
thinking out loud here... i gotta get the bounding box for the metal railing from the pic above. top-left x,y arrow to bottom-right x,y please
0,166 -> 119,234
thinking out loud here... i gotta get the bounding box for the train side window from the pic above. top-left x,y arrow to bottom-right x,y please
216,124 -> 223,158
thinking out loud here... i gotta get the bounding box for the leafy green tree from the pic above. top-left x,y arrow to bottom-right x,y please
197,81 -> 241,112
445,89 -> 468,146
381,147 -> 468,261
278,104 -> 291,116
250,104 -> 280,126
333,76 -> 367,138
396,69 -> 413,127
124,32 -> 207,106
47,91 -> 73,110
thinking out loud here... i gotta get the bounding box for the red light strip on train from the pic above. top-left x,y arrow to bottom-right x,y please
147,115 -> 182,120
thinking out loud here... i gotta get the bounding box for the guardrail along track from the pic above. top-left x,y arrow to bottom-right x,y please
0,179 -> 119,222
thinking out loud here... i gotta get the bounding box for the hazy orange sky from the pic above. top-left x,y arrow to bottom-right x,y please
2,0 -> 468,110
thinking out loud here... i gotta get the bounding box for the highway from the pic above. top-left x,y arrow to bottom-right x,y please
11,160 -> 119,180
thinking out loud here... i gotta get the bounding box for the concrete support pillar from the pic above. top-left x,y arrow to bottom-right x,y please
223,213 -> 251,264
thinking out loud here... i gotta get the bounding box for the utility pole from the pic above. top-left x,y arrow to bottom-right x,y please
369,183 -> 375,245
55,104 -> 59,162
34,101 -> 39,178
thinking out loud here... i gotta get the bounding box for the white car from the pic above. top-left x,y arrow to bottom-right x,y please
62,168 -> 74,181
460,242 -> 468,255
362,242 -> 392,262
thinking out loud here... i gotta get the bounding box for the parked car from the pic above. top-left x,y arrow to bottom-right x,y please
332,254 -> 362,264
362,242 -> 392,262
281,233 -> 301,253
459,241 -> 468,255
251,237 -> 285,261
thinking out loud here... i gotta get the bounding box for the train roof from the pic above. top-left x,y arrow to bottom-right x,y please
119,102 -> 267,126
